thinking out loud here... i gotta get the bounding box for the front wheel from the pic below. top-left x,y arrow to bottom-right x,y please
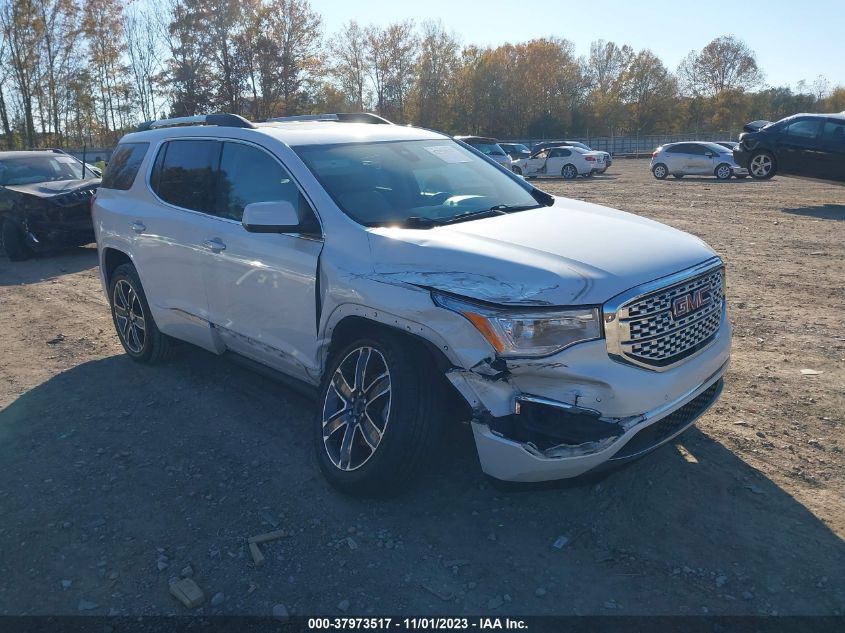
749,151 -> 776,179
652,163 -> 668,179
561,164 -> 578,180
715,163 -> 733,180
1,218 -> 34,261
315,333 -> 444,496
109,263 -> 172,363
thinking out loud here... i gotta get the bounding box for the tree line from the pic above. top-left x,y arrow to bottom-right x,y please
1,0 -> 844,150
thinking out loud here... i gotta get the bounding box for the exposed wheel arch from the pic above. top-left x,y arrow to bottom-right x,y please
102,247 -> 133,287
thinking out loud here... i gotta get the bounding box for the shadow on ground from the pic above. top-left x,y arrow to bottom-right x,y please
782,204 -> 845,220
0,346 -> 843,616
0,245 -> 98,286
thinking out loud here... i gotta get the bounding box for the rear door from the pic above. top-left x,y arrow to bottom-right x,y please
819,119 -> 845,182
133,138 -> 222,351
777,117 -> 824,176
201,140 -> 324,382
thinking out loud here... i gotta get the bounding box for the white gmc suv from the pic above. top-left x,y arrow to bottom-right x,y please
92,113 -> 731,496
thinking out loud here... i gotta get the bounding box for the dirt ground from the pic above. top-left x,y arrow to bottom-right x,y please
0,159 -> 843,618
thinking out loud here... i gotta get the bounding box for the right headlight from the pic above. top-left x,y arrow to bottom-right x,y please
432,291 -> 602,358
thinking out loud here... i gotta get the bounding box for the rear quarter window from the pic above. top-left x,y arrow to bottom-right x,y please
101,143 -> 149,190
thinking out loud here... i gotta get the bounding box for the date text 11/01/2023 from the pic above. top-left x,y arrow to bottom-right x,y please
307,617 -> 529,630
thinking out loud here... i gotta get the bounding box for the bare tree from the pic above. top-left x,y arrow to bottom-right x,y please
678,35 -> 763,97
329,20 -> 368,111
124,5 -> 162,121
1,0 -> 40,146
366,20 -> 417,122
409,20 -> 458,129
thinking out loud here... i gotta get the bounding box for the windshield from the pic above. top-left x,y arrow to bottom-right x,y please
468,141 -> 507,157
0,154 -> 95,186
295,139 -> 542,227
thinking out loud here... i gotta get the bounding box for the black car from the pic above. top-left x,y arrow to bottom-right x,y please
733,113 -> 845,183
0,150 -> 100,260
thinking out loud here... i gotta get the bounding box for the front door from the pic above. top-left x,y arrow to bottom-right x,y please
777,118 -> 823,176
524,149 -> 550,176
819,119 -> 845,183
202,141 -> 324,382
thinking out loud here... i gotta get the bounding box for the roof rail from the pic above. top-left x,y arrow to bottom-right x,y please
135,113 -> 256,132
268,112 -> 393,125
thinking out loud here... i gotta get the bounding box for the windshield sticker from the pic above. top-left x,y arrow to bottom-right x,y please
423,145 -> 471,163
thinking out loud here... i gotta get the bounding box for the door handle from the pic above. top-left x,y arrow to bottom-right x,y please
130,221 -> 146,233
202,238 -> 226,253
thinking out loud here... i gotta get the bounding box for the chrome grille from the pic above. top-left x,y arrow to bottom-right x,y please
604,262 -> 725,371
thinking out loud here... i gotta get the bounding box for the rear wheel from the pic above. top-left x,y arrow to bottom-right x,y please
315,332 -> 444,496
561,164 -> 578,180
511,166 -> 523,175
1,218 -> 34,261
109,263 -> 172,363
715,163 -> 733,180
749,151 -> 776,179
652,163 -> 668,179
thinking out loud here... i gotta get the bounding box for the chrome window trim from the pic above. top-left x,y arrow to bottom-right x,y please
603,257 -> 724,372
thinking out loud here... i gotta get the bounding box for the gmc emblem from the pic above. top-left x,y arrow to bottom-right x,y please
671,288 -> 712,319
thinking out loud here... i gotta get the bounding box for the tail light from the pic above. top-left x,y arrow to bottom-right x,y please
585,156 -> 596,162
652,151 -> 658,158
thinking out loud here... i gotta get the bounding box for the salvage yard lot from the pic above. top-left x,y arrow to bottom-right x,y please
0,159 -> 842,616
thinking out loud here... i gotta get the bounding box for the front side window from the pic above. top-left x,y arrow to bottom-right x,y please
784,119 -> 821,139
216,142 -> 305,222
101,143 -> 149,190
295,139 -> 541,227
151,140 -> 221,213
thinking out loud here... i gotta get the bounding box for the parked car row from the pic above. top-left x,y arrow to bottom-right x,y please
457,135 -> 613,180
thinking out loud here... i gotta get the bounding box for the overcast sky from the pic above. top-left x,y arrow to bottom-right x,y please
314,0 -> 845,91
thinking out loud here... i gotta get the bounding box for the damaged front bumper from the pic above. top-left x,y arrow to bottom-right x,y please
465,360 -> 727,482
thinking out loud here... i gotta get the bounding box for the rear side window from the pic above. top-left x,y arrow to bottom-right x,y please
666,144 -> 688,154
101,142 -> 149,190
216,142 -> 315,226
822,120 -> 845,146
152,140 -> 221,212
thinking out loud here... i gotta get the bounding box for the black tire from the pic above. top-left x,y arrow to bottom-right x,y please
315,331 -> 445,497
511,166 -> 522,175
748,150 -> 776,180
108,263 -> 171,363
652,163 -> 668,179
714,163 -> 733,180
561,164 -> 578,180
2,218 -> 33,261
673,174 -> 684,179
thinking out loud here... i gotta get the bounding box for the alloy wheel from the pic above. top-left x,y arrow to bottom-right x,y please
562,165 -> 577,179
653,165 -> 667,179
717,165 -> 732,179
113,279 -> 146,354
750,154 -> 772,177
322,346 -> 392,471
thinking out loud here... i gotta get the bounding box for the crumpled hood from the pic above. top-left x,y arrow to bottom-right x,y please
366,198 -> 717,306
3,178 -> 100,198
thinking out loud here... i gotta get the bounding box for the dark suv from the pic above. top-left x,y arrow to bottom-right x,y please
0,150 -> 100,260
733,113 -> 845,183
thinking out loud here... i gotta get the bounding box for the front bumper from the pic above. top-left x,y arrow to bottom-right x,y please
733,148 -> 752,169
470,362 -> 726,482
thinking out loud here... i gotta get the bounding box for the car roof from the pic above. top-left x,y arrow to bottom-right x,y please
120,121 -> 449,147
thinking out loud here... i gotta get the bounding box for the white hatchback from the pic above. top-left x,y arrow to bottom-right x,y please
511,146 -> 605,179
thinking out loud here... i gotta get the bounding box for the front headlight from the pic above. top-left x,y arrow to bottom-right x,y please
432,291 -> 602,358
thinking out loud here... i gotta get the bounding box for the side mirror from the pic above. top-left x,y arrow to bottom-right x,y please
242,200 -> 300,233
